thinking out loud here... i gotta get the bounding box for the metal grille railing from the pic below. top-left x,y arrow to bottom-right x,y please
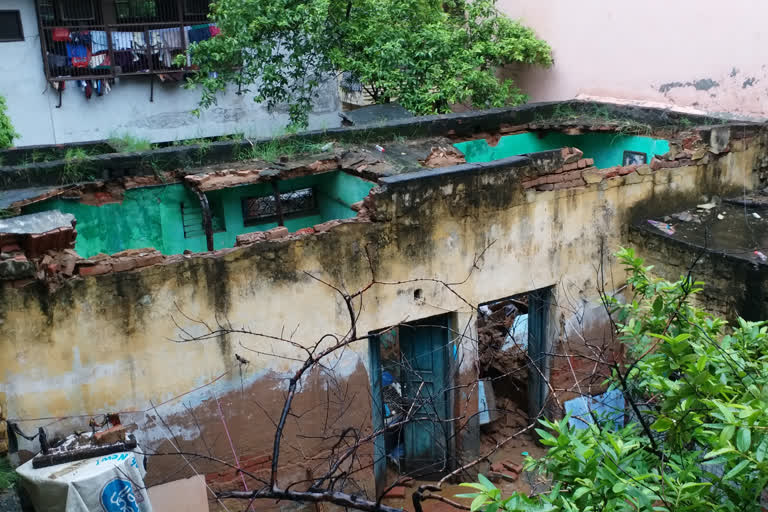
36,0 -> 215,81
181,200 -> 224,239
242,188 -> 317,225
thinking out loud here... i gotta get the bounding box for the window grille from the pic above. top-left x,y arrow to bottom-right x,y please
181,199 -> 224,239
35,0 -> 214,81
242,188 -> 316,225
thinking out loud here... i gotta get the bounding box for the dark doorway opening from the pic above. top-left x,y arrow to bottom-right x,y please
477,287 -> 552,423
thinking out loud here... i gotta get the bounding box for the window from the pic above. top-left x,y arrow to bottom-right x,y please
59,0 -> 95,21
242,188 -> 316,225
115,0 -> 159,20
0,11 -> 24,42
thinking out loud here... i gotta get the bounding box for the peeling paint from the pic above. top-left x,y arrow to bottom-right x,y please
693,78 -> 719,91
658,78 -> 720,94
658,81 -> 686,94
743,77 -> 758,89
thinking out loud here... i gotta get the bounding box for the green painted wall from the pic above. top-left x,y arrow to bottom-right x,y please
23,171 -> 374,258
454,132 -> 670,169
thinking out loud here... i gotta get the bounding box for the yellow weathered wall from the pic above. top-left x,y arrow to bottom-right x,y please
0,134 -> 761,485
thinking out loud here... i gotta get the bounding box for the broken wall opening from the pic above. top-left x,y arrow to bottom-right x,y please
477,294 -> 529,421
454,132 -> 670,169
20,170 -> 375,257
477,287 -> 553,434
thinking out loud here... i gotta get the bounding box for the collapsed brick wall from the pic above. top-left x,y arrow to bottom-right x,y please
522,147 -> 594,191
0,158 -> 379,290
0,226 -> 77,287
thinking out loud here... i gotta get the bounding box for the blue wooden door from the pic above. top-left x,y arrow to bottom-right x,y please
399,316 -> 450,476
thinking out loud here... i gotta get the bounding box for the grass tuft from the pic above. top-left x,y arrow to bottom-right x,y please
109,134 -> 153,153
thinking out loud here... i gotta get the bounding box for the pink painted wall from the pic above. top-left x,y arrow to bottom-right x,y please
499,0 -> 768,117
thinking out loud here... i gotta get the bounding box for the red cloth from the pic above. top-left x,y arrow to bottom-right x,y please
209,25 -> 221,37
52,27 -> 70,41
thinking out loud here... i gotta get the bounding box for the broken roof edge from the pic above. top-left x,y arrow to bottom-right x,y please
380,156 -> 529,186
0,210 -> 75,235
0,99 -> 758,192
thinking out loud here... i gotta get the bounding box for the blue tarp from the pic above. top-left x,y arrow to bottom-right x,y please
564,389 -> 625,430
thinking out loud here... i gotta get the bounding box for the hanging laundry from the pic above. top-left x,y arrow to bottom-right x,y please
66,44 -> 90,68
89,53 -> 110,68
51,27 -> 70,42
159,27 -> 181,48
111,32 -> 133,50
91,30 -> 108,53
47,52 -> 68,69
112,51 -> 135,71
152,27 -> 183,67
188,24 -> 212,44
69,31 -> 91,46
132,32 -> 146,50
148,30 -> 162,53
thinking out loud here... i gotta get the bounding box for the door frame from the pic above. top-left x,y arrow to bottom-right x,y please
369,313 -> 455,493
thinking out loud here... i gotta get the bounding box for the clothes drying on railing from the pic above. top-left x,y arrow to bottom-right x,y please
46,24 -> 219,73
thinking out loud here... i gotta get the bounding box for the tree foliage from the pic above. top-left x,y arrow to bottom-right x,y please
0,95 -> 17,149
460,248 -> 768,511
181,0 -> 552,127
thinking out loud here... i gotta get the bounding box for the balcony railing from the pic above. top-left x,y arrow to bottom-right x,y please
36,0 -> 215,81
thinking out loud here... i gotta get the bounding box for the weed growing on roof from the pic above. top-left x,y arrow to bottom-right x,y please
536,103 -> 653,135
109,133 -> 153,153
244,137 -> 325,162
61,147 -> 95,184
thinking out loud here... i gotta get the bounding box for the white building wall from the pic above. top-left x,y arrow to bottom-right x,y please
0,0 -> 341,147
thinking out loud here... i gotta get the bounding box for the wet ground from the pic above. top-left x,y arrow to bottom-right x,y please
639,195 -> 768,265
382,434 -> 548,512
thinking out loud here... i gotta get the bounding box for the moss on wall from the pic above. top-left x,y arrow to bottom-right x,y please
454,132 -> 671,169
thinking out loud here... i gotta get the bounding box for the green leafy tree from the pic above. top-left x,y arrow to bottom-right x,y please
181,0 -> 552,127
459,248 -> 768,511
0,95 -> 18,149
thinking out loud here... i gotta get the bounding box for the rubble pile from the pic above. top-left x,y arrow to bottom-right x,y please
477,297 -> 531,445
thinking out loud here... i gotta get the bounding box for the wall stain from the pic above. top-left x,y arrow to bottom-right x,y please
658,78 -> 720,93
743,77 -> 758,89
